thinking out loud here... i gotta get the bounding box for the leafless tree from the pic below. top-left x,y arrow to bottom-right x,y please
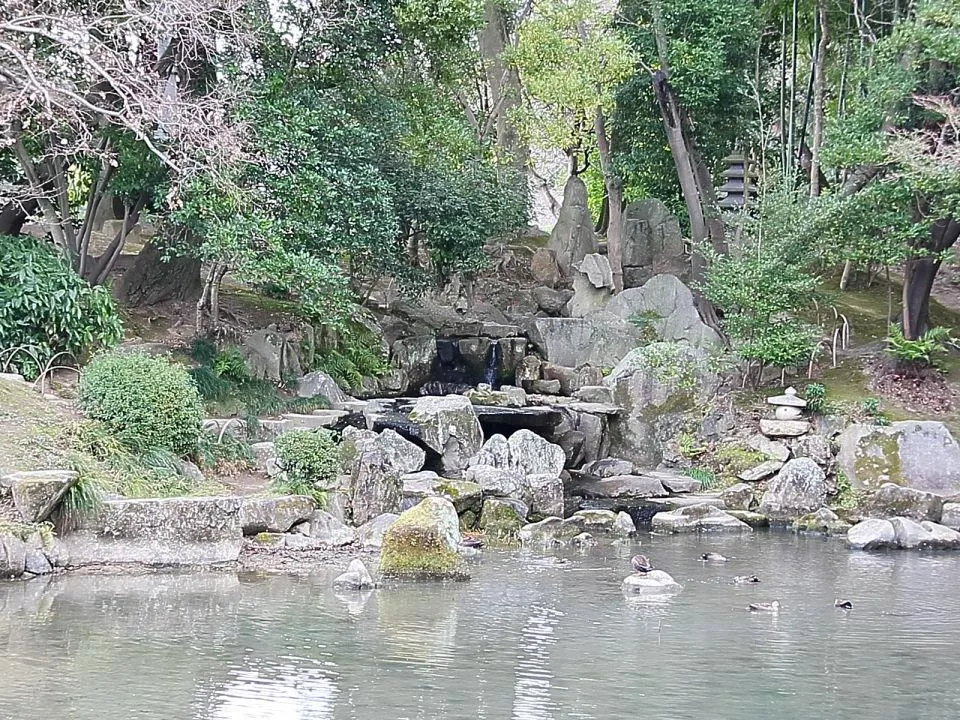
0,0 -> 259,282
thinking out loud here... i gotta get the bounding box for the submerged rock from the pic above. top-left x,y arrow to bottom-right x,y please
239,496 -> 316,535
652,504 -> 752,534
379,497 -> 468,580
849,516 -> 960,550
794,507 -> 851,536
838,421 -> 960,494
621,569 -> 682,596
571,532 -> 596,547
757,458 -> 827,520
334,559 -> 376,590
573,509 -> 635,537
518,517 -> 564,545
357,513 -> 399,551
860,483 -> 943,523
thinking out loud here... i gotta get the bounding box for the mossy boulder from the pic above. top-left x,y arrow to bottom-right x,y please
379,497 -> 468,581
793,507 -> 851,535
408,395 -> 483,477
478,497 -> 527,541
860,483 -> 943,523
838,421 -> 960,494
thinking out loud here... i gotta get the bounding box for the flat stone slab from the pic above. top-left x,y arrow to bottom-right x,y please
239,496 -> 317,535
738,460 -> 784,483
567,474 -> 670,500
60,497 -> 243,567
759,419 -> 811,438
652,503 -> 751,533
8,471 -> 78,522
648,495 -> 727,511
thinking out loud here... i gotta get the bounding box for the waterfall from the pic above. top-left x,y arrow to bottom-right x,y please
483,340 -> 502,388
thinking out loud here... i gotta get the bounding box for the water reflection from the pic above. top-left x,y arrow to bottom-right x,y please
4,536 -> 960,719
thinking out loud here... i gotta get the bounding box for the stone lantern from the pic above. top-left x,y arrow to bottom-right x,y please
766,387 -> 806,420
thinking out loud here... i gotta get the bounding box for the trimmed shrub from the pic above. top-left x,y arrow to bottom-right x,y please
274,429 -> 340,503
0,234 -> 122,379
78,352 -> 204,455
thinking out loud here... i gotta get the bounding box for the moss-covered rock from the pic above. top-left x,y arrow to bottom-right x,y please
838,421 -> 960,493
379,497 -> 468,581
478,497 -> 527,542
793,507 -> 851,535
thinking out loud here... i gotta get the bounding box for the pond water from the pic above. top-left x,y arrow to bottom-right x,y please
2,532 -> 959,720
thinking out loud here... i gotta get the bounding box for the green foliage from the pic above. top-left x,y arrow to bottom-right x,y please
628,310 -> 664,345
211,347 -> 249,383
0,235 -> 122,379
676,431 -> 707,458
60,474 -> 103,519
66,420 -> 216,499
615,0 -> 759,208
685,466 -> 719,490
196,432 -> 254,474
884,325 -> 953,368
832,471 -> 863,511
312,321 -> 389,389
78,352 -> 204,456
859,397 -> 891,426
510,0 -> 637,151
702,190 -> 822,373
273,429 -> 341,504
803,383 -> 826,414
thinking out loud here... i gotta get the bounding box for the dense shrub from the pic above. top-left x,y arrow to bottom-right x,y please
78,352 -> 204,455
0,235 -> 122,379
273,429 -> 340,503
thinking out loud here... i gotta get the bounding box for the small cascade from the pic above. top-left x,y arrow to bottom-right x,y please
483,340 -> 502,388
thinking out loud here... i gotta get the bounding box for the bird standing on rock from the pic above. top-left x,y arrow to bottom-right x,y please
631,554 -> 654,574
700,552 -> 728,563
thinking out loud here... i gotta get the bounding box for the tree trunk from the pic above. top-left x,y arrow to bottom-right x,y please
118,240 -> 203,307
594,107 -> 624,292
810,0 -> 828,197
479,1 -> 528,171
901,217 -> 960,339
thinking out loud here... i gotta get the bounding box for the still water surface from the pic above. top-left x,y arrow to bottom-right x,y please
2,532 -> 958,720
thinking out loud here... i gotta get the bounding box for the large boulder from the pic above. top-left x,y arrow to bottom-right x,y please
620,199 -> 686,288
369,429 -> 426,476
531,248 -> 564,288
721,483 -> 756,511
357,513 -> 398,551
379,497 -> 467,580
469,430 -> 565,478
59,497 -> 243,566
567,255 -> 613,318
527,474 -> 564,518
242,327 -> 283,382
524,314 -> 642,368
651,504 -> 752,533
604,343 -> 720,468
604,274 -> 721,349
532,285 -> 572,315
547,174 -> 599,277
409,395 -> 484,477
941,502 -> 960,530
757,458 -> 828,520
239,496 -> 316,535
4,470 -> 78,522
390,335 -> 438,392
350,447 -> 404,526
401,471 -> 482,514
838,421 -> 960,494
479,497 -> 528,540
297,371 -> 351,406
304,511 -> 356,546
464,464 -> 525,498
860,483 -> 943,522
847,518 -> 896,550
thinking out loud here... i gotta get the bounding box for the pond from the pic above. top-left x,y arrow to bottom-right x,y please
2,532 -> 959,720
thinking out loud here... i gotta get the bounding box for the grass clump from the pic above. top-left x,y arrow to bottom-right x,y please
78,351 -> 204,456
